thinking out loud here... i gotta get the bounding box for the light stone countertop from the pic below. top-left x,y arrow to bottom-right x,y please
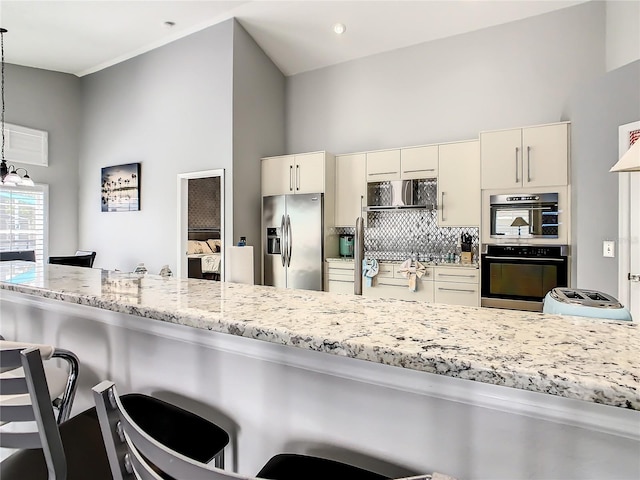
1,262 -> 638,410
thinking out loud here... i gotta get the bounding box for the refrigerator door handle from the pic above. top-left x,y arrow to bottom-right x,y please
286,214 -> 293,267
280,214 -> 287,267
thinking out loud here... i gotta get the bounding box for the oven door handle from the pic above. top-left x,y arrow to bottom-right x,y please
483,255 -> 565,262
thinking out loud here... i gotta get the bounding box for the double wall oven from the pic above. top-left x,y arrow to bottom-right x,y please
482,191 -> 568,311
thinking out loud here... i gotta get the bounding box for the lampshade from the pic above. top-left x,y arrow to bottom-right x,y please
610,140 -> 640,172
20,173 -> 34,186
2,171 -> 20,185
510,216 -> 529,227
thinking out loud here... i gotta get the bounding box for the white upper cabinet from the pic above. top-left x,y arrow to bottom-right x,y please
438,141 -> 480,227
262,155 -> 295,197
366,150 -> 400,182
521,124 -> 569,188
262,152 -> 327,196
295,152 -> 325,194
400,145 -> 438,180
335,153 -> 366,227
480,122 -> 569,190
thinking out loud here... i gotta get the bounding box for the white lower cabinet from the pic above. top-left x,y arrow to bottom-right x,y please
363,263 -> 434,302
334,261 -> 479,306
325,261 -> 355,294
434,267 -> 480,307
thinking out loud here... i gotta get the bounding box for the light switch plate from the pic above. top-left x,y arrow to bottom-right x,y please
603,240 -> 615,258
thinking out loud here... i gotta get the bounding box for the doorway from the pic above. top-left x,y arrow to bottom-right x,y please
177,169 -> 225,280
618,121 -> 639,320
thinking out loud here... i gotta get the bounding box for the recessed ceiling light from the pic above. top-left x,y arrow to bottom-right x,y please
333,23 -> 346,35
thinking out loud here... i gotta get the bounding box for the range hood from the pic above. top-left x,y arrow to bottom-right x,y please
363,204 -> 434,211
366,180 -> 435,211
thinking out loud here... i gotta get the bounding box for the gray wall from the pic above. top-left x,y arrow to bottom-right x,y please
232,20 -> 286,282
567,60 -> 640,293
79,21 -> 235,272
285,1 -> 623,291
285,1 -> 605,155
77,19 -> 284,276
4,64 -> 81,258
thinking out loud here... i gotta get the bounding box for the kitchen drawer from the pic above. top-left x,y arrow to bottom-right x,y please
327,261 -> 355,272
364,278 -> 434,302
327,279 -> 355,295
393,264 -> 433,279
376,262 -> 395,278
434,267 -> 479,284
328,271 -> 355,283
327,262 -> 355,282
434,281 -> 479,307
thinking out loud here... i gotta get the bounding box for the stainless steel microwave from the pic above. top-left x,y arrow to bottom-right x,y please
489,193 -> 559,239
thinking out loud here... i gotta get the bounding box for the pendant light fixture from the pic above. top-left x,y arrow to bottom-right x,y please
0,27 -> 33,186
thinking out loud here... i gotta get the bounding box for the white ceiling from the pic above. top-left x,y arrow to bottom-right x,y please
0,0 -> 588,77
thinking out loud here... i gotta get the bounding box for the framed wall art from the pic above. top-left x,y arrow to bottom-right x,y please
101,162 -> 140,212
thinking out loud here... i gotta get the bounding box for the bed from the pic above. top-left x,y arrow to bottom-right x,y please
187,228 -> 221,280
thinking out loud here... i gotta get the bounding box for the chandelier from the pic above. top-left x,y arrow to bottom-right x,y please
0,27 -> 34,186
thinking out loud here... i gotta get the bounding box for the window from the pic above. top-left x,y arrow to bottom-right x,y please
0,184 -> 48,263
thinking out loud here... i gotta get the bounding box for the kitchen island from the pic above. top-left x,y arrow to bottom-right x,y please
1,262 -> 639,479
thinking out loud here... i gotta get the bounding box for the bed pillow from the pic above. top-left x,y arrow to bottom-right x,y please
207,239 -> 222,253
187,240 -> 213,254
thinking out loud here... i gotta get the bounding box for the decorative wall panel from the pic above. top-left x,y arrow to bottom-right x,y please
188,177 -> 221,229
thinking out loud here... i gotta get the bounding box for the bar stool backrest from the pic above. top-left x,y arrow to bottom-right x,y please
93,381 -> 253,480
0,250 -> 35,262
49,254 -> 95,268
0,347 -> 67,479
92,381 -> 450,480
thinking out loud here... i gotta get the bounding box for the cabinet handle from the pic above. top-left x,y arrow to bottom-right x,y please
296,164 -> 300,191
369,171 -> 397,176
515,147 -> 519,183
441,192 -> 446,222
526,146 -> 531,182
377,282 -> 408,287
329,279 -> 354,284
438,287 -> 475,293
289,165 -> 293,191
438,273 -> 476,278
484,256 -> 565,262
403,168 -> 435,173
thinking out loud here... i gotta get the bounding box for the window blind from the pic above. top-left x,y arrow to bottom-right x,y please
0,184 -> 47,264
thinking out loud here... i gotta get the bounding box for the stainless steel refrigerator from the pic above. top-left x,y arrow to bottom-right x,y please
263,193 -> 323,291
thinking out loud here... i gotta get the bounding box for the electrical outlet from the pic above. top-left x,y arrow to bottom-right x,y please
603,240 -> 615,258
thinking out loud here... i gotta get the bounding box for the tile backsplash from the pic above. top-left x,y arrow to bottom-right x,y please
335,207 -> 479,263
363,209 -> 479,262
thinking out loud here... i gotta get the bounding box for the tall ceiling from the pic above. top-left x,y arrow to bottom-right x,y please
0,0 -> 588,77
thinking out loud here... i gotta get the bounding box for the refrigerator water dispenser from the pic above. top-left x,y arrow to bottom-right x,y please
266,227 -> 281,255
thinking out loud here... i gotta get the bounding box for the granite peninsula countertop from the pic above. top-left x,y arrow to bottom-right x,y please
1,262 -> 638,410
